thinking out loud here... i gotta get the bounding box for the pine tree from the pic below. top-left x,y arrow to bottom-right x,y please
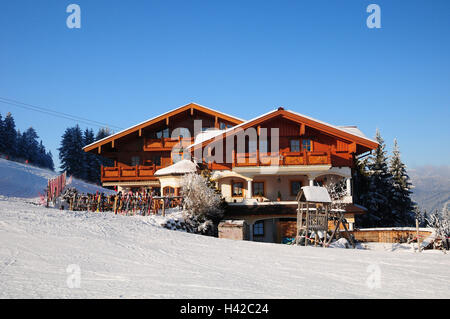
83,128 -> 97,183
357,129 -> 394,227
15,130 -> 27,160
58,125 -> 86,179
45,150 -> 55,171
0,113 -> 5,154
389,139 -> 415,226
92,127 -> 113,183
22,127 -> 40,164
3,113 -> 17,158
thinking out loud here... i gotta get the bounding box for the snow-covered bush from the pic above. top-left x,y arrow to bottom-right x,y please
181,172 -> 224,235
426,211 -> 450,249
324,175 -> 347,211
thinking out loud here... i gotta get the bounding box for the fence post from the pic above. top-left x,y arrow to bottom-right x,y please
416,218 -> 421,252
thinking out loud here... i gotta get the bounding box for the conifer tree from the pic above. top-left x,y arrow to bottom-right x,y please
357,129 -> 394,227
0,113 -> 5,154
389,139 -> 415,226
3,113 -> 17,158
83,128 -> 98,183
58,125 -> 86,179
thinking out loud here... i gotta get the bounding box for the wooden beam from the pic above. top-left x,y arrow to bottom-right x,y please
139,128 -> 142,137
349,142 -> 356,153
166,117 -> 169,125
190,107 -> 194,116
215,116 -> 219,128
300,123 -> 305,136
111,140 -> 115,148
98,146 -> 101,154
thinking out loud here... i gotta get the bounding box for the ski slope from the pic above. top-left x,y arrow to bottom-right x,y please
0,158 -> 449,298
0,158 -> 114,198
1,197 -> 449,298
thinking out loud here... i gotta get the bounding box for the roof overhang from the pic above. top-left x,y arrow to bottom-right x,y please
83,102 -> 244,153
190,108 -> 378,153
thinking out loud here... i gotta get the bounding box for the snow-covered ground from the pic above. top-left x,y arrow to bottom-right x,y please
1,197 -> 449,298
0,158 -> 114,198
0,158 -> 449,298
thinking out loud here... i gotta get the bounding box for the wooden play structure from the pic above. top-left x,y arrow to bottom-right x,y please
295,186 -> 355,248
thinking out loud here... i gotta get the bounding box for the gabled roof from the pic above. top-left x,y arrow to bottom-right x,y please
83,102 -> 244,152
189,107 -> 378,151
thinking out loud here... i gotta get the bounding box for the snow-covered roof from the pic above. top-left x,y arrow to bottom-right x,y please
299,186 -> 332,203
287,110 -> 377,144
154,160 -> 197,176
337,126 -> 371,141
193,129 -> 225,145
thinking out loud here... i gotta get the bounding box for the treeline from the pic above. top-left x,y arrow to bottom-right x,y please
0,112 -> 54,170
58,125 -> 113,185
354,130 -> 416,227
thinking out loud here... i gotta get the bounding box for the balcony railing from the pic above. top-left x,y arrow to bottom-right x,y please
144,137 -> 194,151
232,151 -> 332,167
101,165 -> 162,182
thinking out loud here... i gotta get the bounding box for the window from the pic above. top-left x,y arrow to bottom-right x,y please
151,155 -> 161,166
253,182 -> 264,197
291,181 -> 302,196
253,221 -> 264,236
302,139 -> 312,152
156,128 -> 170,139
163,187 -> 175,196
220,122 -> 233,130
232,181 -> 243,197
290,139 -> 300,152
131,156 -> 140,166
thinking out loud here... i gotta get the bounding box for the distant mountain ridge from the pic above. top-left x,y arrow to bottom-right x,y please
409,165 -> 450,215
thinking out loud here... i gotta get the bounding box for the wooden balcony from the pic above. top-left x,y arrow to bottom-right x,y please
232,151 -> 333,167
101,165 -> 162,182
144,137 -> 194,151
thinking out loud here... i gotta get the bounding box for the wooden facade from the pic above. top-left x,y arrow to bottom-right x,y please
84,103 -> 377,197
84,103 -> 243,184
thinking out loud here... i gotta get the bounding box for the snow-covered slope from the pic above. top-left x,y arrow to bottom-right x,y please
0,158 -> 114,198
0,197 -> 449,298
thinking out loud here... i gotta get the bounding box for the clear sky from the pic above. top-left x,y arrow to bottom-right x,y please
1,0 -> 449,170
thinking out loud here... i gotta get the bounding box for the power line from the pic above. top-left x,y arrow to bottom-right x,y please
0,96 -> 123,131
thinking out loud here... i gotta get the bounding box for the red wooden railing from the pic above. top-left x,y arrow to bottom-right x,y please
101,164 -> 162,182
231,150 -> 333,167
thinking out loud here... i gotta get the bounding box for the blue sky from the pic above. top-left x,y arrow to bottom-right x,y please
0,0 -> 449,170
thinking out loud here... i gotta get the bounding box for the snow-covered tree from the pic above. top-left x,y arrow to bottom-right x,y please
181,172 -> 224,235
324,175 -> 347,212
426,211 -> 450,249
357,129 -> 394,227
389,139 -> 415,226
83,128 -> 99,183
0,113 -> 5,154
3,112 -> 17,158
58,125 -> 86,179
